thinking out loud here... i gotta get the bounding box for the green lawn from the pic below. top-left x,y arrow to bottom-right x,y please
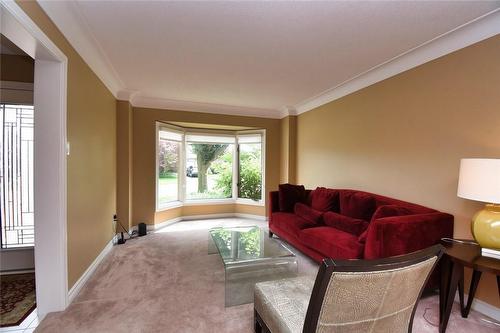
158,173 -> 178,203
158,172 -> 232,204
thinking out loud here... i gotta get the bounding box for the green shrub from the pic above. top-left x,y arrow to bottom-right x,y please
214,149 -> 262,200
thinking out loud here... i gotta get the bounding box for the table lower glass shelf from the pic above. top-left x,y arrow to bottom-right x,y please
208,226 -> 298,307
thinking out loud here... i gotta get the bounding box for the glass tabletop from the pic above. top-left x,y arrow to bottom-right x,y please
209,226 -> 295,266
209,225 -> 298,306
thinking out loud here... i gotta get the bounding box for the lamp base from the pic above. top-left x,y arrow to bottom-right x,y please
472,204 -> 500,250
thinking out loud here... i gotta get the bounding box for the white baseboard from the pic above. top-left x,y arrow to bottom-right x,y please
144,213 -> 268,231
68,238 -> 113,304
235,213 -> 268,221
454,293 -> 500,322
152,217 -> 182,230
129,217 -> 183,232
130,213 -> 267,232
0,269 -> 35,275
181,213 -> 235,221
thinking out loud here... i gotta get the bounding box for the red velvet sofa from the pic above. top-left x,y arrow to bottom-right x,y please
269,185 -> 454,263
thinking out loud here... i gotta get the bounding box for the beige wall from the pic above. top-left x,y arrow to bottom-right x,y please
280,116 -> 297,184
153,204 -> 265,224
116,101 -> 133,232
17,2 -> 117,288
131,107 -> 279,225
296,35 -> 500,307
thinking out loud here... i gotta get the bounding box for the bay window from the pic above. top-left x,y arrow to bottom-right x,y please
157,126 -> 183,207
185,134 -> 235,200
237,134 -> 263,201
156,122 -> 265,211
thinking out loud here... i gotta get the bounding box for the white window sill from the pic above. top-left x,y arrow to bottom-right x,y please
183,199 -> 234,206
156,200 -> 183,212
155,198 -> 264,212
235,198 -> 265,206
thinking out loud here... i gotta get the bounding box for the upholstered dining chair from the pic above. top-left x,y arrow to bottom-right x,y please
254,244 -> 444,333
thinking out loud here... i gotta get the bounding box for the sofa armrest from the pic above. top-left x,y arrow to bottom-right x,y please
364,212 -> 454,259
269,191 -> 280,216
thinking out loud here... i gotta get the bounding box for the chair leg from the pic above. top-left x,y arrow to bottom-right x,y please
254,309 -> 263,333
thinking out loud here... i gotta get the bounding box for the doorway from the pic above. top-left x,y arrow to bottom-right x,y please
0,32 -> 36,330
1,0 -> 68,322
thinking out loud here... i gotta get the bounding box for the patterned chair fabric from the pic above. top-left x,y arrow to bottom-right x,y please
254,245 -> 443,333
255,276 -> 315,333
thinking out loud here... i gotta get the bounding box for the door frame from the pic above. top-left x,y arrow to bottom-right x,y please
1,0 -> 68,319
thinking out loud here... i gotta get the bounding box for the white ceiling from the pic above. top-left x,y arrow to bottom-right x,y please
38,1 -> 500,118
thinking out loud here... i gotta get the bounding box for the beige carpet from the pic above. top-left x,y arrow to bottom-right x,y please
35,218 -> 499,332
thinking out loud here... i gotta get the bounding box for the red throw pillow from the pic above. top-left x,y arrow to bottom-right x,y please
340,191 -> 376,221
323,211 -> 369,236
279,184 -> 306,212
371,205 -> 412,221
310,187 -> 340,212
294,202 -> 323,225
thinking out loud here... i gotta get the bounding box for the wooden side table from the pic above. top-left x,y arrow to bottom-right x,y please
439,238 -> 500,333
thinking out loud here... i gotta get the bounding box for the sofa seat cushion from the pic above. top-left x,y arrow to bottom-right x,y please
255,275 -> 315,333
279,184 -> 307,212
340,191 -> 376,220
271,212 -> 317,238
300,227 -> 364,259
310,187 -> 340,212
323,211 -> 369,236
294,202 -> 323,225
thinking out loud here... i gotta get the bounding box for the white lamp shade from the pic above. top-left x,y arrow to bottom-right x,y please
457,158 -> 500,204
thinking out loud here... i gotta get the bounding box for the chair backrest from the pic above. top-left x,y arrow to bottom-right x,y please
303,244 -> 444,333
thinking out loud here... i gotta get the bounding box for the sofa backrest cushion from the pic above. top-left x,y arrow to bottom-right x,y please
294,202 -> 323,225
340,191 -> 376,221
310,187 -> 340,212
371,194 -> 435,214
279,183 -> 306,212
323,211 -> 369,236
371,205 -> 413,221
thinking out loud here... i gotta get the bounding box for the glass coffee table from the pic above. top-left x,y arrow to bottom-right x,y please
209,225 -> 298,307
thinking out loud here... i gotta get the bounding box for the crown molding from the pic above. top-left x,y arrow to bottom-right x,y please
116,89 -> 139,102
36,1 -> 499,119
293,9 -> 500,115
37,0 -> 124,97
280,106 -> 297,118
130,95 -> 284,119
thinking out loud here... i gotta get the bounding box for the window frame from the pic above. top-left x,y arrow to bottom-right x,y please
155,122 -> 266,212
235,129 -> 266,206
0,103 -> 35,249
155,122 -> 184,211
184,131 -> 236,203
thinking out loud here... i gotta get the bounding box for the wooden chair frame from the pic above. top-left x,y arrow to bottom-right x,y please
255,244 -> 444,333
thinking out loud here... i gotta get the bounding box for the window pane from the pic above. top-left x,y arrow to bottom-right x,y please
158,138 -> 180,206
1,104 -> 35,248
186,143 -> 233,200
238,143 -> 262,201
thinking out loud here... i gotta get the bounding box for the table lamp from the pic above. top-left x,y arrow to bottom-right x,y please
457,158 -> 500,250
